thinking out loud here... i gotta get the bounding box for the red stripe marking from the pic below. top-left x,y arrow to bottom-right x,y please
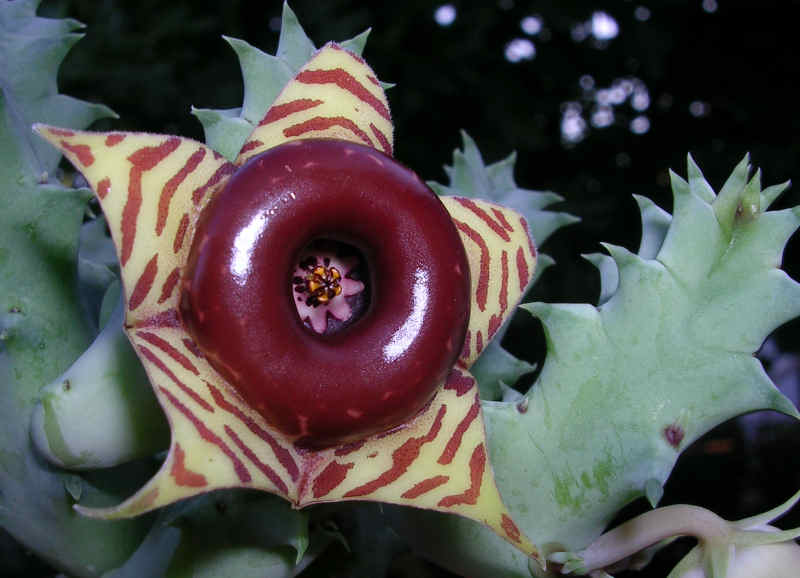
454,197 -> 511,242
488,316 -> 502,339
499,250 -> 509,313
61,141 -> 94,167
516,246 -> 530,292
207,383 -> 299,481
159,386 -> 250,483
312,461 -> 354,499
401,475 -> 449,499
128,137 -> 182,170
139,346 -> 213,412
520,216 -> 537,260
437,443 -> 486,508
225,425 -> 289,494
454,219 -> 489,311
48,128 -> 75,137
171,443 -> 207,487
134,308 -> 181,328
105,133 -> 125,147
283,116 -> 373,147
443,369 -> 474,397
438,393 -> 481,465
344,404 -> 447,498
156,147 -> 206,236
121,138 -> 181,266
97,177 -> 111,199
501,514 -> 522,543
158,266 -> 181,304
128,254 -> 158,311
488,250 -> 509,339
367,74 -> 380,86
260,98 -> 324,125
476,330 -> 484,354
297,68 -> 391,121
173,213 -> 190,254
458,330 -> 472,366
238,140 -> 263,155
369,123 -> 392,155
334,439 -> 367,456
492,208 -> 515,232
182,337 -> 204,359
137,330 -> 199,375
192,162 -> 235,205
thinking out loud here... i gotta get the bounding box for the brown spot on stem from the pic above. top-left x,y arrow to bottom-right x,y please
664,423 -> 684,448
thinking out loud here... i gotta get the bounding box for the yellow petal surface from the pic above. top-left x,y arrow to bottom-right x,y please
236,42 -> 393,165
300,368 -> 540,560
442,197 -> 538,369
33,125 -> 235,327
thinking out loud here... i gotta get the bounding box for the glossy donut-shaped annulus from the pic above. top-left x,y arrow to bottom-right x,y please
180,139 -> 471,448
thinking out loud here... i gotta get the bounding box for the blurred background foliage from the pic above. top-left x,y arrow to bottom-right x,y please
6,1 -> 800,576
37,0 -> 800,301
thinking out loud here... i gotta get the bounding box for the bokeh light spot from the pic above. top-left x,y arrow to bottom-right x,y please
591,11 -> 619,40
521,15 -> 542,35
630,115 -> 650,134
561,102 -> 587,144
505,38 -> 536,62
689,100 -> 710,117
634,6 -> 651,21
434,4 -> 457,27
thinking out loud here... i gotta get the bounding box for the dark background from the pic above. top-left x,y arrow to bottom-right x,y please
6,1 -> 800,576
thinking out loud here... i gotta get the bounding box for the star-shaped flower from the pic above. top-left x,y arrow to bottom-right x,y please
35,38 -> 540,560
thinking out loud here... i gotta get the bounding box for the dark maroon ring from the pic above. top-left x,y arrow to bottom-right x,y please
180,139 -> 470,448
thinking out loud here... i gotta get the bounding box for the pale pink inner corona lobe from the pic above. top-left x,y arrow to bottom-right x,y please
180,140 -> 471,448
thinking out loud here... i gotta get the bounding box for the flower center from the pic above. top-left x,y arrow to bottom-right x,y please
293,258 -> 343,307
291,241 -> 367,335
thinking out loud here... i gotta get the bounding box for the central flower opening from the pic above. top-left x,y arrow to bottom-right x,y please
292,240 -> 368,335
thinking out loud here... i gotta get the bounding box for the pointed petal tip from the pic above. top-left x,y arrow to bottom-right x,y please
73,502 -> 120,520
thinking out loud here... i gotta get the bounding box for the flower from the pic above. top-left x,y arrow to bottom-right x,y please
35,40 -> 539,560
546,489 -> 800,578
669,490 -> 800,578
